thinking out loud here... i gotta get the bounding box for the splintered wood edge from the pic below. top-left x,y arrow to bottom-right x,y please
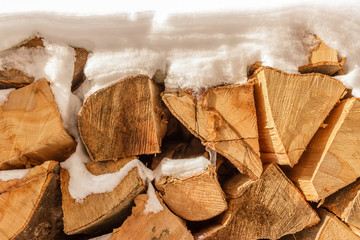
78,74 -> 152,161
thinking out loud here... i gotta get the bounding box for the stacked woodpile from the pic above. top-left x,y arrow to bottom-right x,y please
0,35 -> 359,240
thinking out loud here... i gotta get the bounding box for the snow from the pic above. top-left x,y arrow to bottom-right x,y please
0,168 -> 30,181
60,144 -> 163,213
154,156 -> 211,181
0,1 -> 360,214
0,88 -> 15,106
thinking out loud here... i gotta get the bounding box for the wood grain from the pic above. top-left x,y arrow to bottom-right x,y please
78,75 -> 167,161
0,79 -> 76,170
61,158 -> 146,235
250,66 -> 346,167
162,82 -> 262,179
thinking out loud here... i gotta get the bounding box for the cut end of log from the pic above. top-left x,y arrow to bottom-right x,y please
299,34 -> 346,76
109,194 -> 194,240
286,97 -> 360,201
290,208 -> 360,240
161,83 -> 262,179
155,164 -> 227,221
0,161 -> 64,240
0,79 -> 77,170
250,66 -> 347,167
201,163 -> 319,240
78,74 -> 167,162
61,157 -> 146,235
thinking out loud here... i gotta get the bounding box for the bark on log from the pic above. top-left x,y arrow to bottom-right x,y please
285,209 -> 360,240
249,66 -> 347,167
0,79 -> 76,170
196,163 -> 319,240
299,35 -> 346,76
61,158 -> 146,235
321,178 -> 360,230
155,164 -> 227,221
286,98 -> 360,201
71,47 -> 89,92
109,194 -> 194,240
0,161 -> 64,240
162,82 -> 262,179
78,74 -> 167,162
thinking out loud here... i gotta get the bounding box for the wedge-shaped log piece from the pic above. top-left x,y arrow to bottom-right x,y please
299,35 -> 346,75
162,83 -> 262,179
0,79 -> 76,170
109,194 -> 193,240
321,178 -> 360,230
79,75 -> 167,161
287,98 -> 360,201
0,161 -> 64,240
249,66 -> 346,167
286,209 -> 360,240
71,47 -> 89,92
155,164 -> 227,221
61,158 -> 146,235
198,164 -> 319,240
0,36 -> 43,89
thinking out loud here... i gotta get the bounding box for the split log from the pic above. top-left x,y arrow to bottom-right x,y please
155,164 -> 227,221
78,74 -> 167,162
71,47 -> 89,92
249,66 -> 347,166
286,209 -> 360,240
321,178 -> 360,230
0,36 -> 43,89
0,79 -> 76,170
299,34 -> 346,75
109,194 -> 194,240
286,97 -> 360,201
196,163 -> 319,240
61,158 -> 146,235
162,82 -> 262,179
0,161 -> 64,240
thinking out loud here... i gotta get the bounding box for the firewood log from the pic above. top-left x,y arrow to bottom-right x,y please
61,158 -> 146,235
0,79 -> 76,170
249,66 -> 347,167
286,98 -> 360,201
321,178 -> 360,230
78,74 -> 167,162
299,34 -> 346,76
162,82 -> 262,179
71,47 -> 89,92
0,36 -> 43,89
109,194 -> 194,240
155,164 -> 227,221
285,209 -> 360,240
0,161 -> 64,240
195,163 -> 319,240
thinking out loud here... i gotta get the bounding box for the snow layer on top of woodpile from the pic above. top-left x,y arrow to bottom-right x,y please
0,88 -> 14,106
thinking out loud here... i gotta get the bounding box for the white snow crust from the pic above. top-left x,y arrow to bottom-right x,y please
0,168 -> 30,181
0,88 -> 15,106
154,156 -> 211,181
